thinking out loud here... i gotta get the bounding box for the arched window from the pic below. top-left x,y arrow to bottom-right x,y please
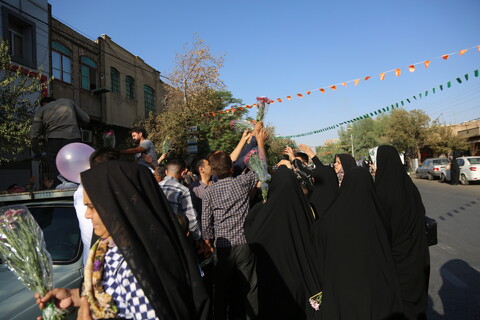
51,41 -> 72,83
126,75 -> 135,100
110,67 -> 120,93
144,85 -> 155,117
80,56 -> 97,90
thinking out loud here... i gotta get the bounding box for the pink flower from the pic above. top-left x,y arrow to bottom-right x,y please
256,96 -> 270,104
309,298 -> 320,311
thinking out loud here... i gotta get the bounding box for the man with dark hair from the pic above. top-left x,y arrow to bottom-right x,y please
202,128 -> 267,320
30,97 -> 90,186
120,127 -> 157,170
189,158 -> 213,216
159,158 -> 201,241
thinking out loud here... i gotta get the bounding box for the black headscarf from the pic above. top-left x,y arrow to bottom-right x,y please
81,161 -> 210,320
244,166 -> 322,319
375,145 -> 429,320
309,160 -> 339,219
311,168 -> 403,320
335,153 -> 357,171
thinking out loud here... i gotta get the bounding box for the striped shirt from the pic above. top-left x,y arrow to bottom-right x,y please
159,176 -> 201,240
202,171 -> 258,247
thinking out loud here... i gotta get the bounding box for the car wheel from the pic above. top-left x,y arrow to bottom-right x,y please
460,174 -> 469,185
416,171 -> 422,179
440,173 -> 446,182
427,173 -> 433,180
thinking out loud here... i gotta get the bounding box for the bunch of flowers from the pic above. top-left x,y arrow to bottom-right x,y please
256,96 -> 270,122
162,137 -> 171,155
309,291 -> 323,311
103,130 -> 116,148
0,205 -> 67,320
230,119 -> 254,133
244,149 -> 271,202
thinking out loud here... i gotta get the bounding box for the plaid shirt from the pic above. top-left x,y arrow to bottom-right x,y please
159,176 -> 201,240
202,171 -> 258,247
103,246 -> 158,320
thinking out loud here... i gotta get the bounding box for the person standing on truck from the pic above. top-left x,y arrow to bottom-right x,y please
30,97 -> 90,187
119,127 -> 158,171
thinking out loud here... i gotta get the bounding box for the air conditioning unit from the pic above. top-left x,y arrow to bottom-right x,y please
81,129 -> 93,143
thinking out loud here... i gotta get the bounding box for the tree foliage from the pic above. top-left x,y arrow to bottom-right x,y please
141,35 -> 250,158
333,108 -> 468,160
0,41 -> 49,163
426,122 -> 469,155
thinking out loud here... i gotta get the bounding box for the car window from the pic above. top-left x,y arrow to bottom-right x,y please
433,159 -> 449,165
467,157 -> 480,164
28,206 -> 81,263
457,159 -> 465,166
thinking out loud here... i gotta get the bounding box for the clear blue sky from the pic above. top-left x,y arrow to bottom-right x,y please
49,0 -> 480,148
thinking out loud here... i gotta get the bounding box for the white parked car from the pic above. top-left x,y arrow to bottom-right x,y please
441,156 -> 480,185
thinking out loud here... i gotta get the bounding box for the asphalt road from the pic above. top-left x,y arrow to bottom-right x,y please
412,177 -> 480,319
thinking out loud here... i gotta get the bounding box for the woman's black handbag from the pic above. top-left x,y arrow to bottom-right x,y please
425,216 -> 438,246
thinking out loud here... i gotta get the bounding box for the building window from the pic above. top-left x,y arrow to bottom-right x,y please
80,56 -> 97,90
110,67 -> 120,93
126,75 -> 135,100
51,41 -> 72,83
144,85 -> 155,117
2,7 -> 37,68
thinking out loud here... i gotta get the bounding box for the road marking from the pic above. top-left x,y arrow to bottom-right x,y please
440,269 -> 468,288
438,243 -> 457,254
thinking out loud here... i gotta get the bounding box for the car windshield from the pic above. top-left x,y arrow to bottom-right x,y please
467,157 -> 480,164
433,159 -> 449,165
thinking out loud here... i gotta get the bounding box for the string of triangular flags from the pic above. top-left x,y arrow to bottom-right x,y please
275,69 -> 479,139
201,44 -> 479,117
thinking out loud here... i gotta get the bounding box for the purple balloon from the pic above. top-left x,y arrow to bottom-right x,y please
56,143 -> 95,183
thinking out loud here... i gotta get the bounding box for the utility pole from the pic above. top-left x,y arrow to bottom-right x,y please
347,127 -> 355,158
351,133 -> 355,159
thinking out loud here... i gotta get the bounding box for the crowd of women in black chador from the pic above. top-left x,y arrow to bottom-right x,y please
34,144 -> 428,320
244,145 -> 429,320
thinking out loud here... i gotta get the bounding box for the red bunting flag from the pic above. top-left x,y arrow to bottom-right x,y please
306,91 -> 311,95
364,76 -> 371,80
459,49 -> 468,55
354,79 -> 360,86
395,69 -> 401,76
330,85 -> 337,90
424,60 -> 431,68
277,98 -> 282,102
297,93 -> 303,98
287,96 -> 292,100
442,54 -> 450,60
319,88 -> 326,93
380,73 -> 386,80
342,82 -> 347,87
409,65 -> 415,72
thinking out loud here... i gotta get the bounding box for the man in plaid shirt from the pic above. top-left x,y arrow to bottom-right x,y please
202,128 -> 267,320
159,158 -> 201,240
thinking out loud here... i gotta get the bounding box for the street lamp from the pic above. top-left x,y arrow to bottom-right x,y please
347,127 -> 355,158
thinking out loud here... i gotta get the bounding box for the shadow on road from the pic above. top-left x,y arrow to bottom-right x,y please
436,199 -> 480,222
428,259 -> 480,319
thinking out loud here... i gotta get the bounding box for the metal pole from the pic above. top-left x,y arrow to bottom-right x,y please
351,133 -> 355,158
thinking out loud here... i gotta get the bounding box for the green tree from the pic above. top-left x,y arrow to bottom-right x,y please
0,41 -> 49,163
426,123 -> 469,156
141,35 -> 228,157
337,117 -> 382,159
382,109 -> 431,159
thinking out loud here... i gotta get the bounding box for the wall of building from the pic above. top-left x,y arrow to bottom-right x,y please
97,34 -> 166,128
50,18 -> 102,120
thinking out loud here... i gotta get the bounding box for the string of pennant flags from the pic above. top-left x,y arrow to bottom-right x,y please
200,44 -> 480,117
275,69 -> 479,139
